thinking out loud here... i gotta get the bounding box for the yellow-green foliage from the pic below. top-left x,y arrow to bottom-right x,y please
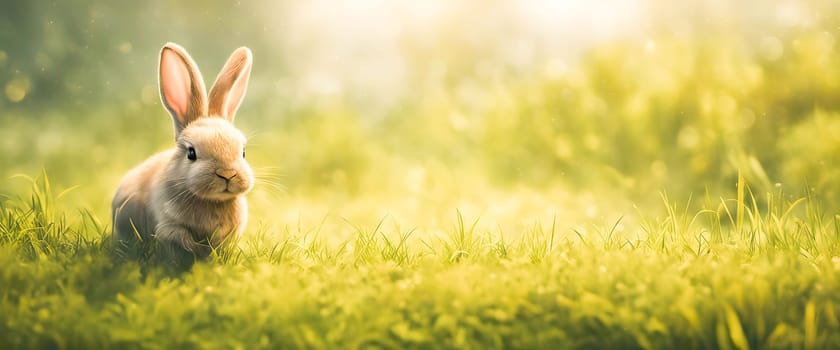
2,175 -> 840,349
3,0 -> 840,348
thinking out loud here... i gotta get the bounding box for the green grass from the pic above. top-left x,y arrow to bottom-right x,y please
2,174 -> 840,349
3,2 -> 840,348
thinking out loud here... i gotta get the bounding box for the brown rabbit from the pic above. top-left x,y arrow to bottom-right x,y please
112,43 -> 254,262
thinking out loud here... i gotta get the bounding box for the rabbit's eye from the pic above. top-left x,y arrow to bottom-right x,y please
187,147 -> 197,161
242,150 -> 245,159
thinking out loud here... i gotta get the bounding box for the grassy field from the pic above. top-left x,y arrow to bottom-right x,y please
3,174 -> 840,349
3,0 -> 840,349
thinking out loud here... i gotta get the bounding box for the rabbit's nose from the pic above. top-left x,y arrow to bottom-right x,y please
216,169 -> 237,181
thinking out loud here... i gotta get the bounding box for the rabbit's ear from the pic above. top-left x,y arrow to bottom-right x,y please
159,43 -> 208,136
208,47 -> 252,122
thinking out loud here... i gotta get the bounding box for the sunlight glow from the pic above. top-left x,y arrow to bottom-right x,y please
267,0 -> 644,111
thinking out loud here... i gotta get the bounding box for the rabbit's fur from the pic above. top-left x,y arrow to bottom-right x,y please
112,43 -> 254,262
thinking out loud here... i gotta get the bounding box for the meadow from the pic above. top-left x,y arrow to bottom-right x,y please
2,0 -> 840,348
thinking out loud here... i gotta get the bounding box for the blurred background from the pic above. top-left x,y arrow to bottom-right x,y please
1,0 -> 839,235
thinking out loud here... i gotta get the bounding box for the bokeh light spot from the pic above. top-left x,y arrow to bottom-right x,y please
759,36 -> 784,61
5,78 -> 31,103
119,41 -> 132,54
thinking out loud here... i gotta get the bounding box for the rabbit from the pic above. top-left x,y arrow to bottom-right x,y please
111,42 -> 255,262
